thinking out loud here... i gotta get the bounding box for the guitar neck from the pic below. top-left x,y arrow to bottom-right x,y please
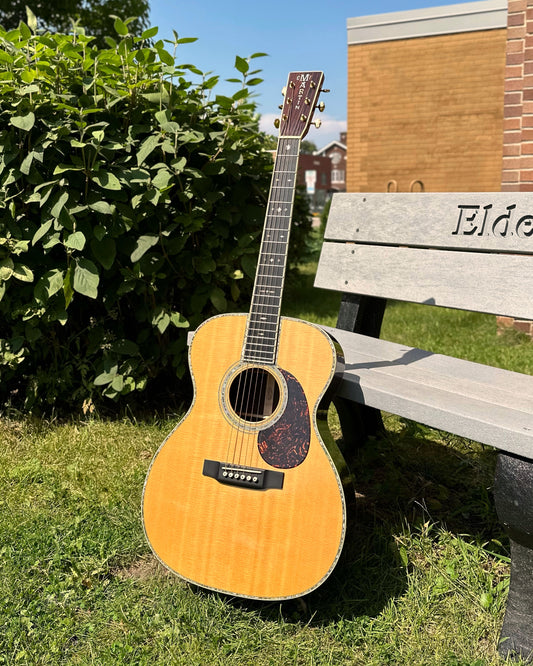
242,137 -> 301,364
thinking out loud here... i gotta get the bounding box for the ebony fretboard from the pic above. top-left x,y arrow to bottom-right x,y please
242,137 -> 301,364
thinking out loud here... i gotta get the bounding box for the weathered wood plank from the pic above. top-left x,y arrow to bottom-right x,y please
315,242 -> 533,319
325,193 -> 533,254
321,326 -> 533,458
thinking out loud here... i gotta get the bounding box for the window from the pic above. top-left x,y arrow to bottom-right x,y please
331,169 -> 345,183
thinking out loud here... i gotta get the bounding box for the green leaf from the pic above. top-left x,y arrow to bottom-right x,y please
152,307 -> 170,334
73,259 -> 99,299
171,156 -> 187,173
32,220 -> 53,246
157,47 -> 174,67
109,339 -> 139,355
137,134 -> 161,166
111,374 -> 124,392
63,264 -> 74,308
234,56 -> 249,75
0,258 -> 15,281
19,21 -> 31,40
141,26 -> 159,39
92,171 -> 121,191
34,269 -> 64,304
20,152 -> 34,175
152,168 -> 173,190
89,201 -> 114,215
91,237 -> 116,270
130,234 -> 158,263
94,369 -> 117,386
25,6 -> 38,32
10,112 -> 35,132
155,109 -> 171,126
170,312 -> 189,328
64,231 -> 86,251
241,254 -> 257,278
50,191 -> 69,219
13,264 -> 34,283
480,592 -> 493,609
93,225 -> 106,241
210,287 -> 227,312
114,18 -> 129,36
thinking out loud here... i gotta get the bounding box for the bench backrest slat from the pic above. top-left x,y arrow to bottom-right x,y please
316,192 -> 533,319
325,193 -> 533,254
315,243 -> 533,319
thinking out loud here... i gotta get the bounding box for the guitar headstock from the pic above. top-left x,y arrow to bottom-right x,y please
275,71 -> 326,139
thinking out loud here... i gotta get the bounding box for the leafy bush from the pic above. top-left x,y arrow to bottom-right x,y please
0,18 -> 312,413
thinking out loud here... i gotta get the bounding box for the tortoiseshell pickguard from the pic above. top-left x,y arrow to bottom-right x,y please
257,368 -> 310,469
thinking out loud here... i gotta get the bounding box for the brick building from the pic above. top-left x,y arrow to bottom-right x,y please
347,0 -> 508,193
296,135 -> 347,212
314,135 -> 347,192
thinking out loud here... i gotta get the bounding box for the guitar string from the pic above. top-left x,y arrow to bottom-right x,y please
246,138 -> 297,469
224,137 -> 298,471
251,137 -> 298,469
240,141 -> 288,469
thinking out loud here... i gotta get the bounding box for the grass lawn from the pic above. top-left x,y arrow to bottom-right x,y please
1,264 -> 532,665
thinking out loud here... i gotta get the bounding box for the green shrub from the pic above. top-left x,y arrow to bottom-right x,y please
0,19 -> 311,413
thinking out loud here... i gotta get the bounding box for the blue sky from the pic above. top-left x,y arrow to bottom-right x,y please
148,0 -> 466,148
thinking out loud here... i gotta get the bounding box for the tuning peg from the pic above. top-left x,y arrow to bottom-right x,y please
318,101 -> 325,112
282,86 -> 287,96
278,104 -> 283,110
274,118 -> 280,129
313,119 -> 322,129
321,88 -> 330,93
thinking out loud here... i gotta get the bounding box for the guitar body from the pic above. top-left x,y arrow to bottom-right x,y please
142,313 -> 349,600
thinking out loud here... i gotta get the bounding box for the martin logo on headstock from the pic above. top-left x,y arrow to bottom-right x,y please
274,70 -> 328,138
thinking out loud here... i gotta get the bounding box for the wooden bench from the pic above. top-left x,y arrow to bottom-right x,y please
314,192 -> 533,662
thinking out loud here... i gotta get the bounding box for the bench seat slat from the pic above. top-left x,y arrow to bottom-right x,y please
315,242 -> 533,320
325,193 -> 533,254
322,326 -> 533,458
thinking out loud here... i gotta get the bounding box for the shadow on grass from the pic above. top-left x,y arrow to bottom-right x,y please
223,420 -> 506,626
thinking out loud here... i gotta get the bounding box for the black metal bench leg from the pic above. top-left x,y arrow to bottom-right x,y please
493,452 -> 533,662
333,293 -> 387,455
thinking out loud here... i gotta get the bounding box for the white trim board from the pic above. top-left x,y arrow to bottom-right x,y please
347,0 -> 507,45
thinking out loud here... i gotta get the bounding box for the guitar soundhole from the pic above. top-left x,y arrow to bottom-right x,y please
228,367 -> 281,423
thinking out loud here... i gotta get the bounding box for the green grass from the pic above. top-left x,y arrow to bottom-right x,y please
1,264 -> 532,664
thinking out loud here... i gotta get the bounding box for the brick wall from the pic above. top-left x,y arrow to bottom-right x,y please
347,28 -> 507,193
499,0 -> 533,337
502,0 -> 533,190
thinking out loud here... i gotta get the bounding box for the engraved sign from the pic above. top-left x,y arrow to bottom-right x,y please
453,204 -> 533,238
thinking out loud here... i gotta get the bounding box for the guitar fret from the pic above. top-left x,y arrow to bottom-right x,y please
249,303 -> 279,310
245,332 -> 279,341
245,341 -> 277,350
241,132 -> 304,363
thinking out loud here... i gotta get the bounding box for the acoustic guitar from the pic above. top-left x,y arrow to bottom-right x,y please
142,71 -> 351,600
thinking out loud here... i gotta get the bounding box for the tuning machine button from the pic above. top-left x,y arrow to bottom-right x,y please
313,119 -> 322,129
318,101 -> 325,112
274,118 -> 280,129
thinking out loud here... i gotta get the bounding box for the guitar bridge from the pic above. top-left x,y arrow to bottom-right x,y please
202,460 -> 284,490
